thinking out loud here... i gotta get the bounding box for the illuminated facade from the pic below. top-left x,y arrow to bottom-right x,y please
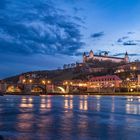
83,50 -> 129,63
115,62 -> 140,74
89,75 -> 122,88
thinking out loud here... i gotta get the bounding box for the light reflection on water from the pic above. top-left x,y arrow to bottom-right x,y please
0,95 -> 140,139
126,96 -> 140,115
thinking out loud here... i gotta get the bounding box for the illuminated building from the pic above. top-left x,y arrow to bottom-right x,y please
89,75 -> 122,88
83,50 -> 129,63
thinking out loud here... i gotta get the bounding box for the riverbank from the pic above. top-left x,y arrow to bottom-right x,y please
1,92 -> 140,96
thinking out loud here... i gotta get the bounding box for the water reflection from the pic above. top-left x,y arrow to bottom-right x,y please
111,97 -> 115,113
95,96 -> 101,112
40,96 -> 52,111
20,97 -> 34,108
126,103 -> 140,115
16,111 -> 34,132
64,98 -> 73,109
79,100 -> 88,111
126,97 -> 140,115
79,96 -> 88,111
0,95 -> 140,139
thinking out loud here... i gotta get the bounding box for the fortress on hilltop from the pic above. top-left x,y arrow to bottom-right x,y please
83,50 -> 129,63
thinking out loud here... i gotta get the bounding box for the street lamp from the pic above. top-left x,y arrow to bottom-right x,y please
22,79 -> 26,84
29,79 -> 33,83
126,78 -> 130,81
47,80 -> 51,84
42,80 -> 46,85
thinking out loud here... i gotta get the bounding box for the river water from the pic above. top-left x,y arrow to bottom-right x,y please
0,95 -> 140,140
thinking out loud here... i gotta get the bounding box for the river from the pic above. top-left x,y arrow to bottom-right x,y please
0,95 -> 140,140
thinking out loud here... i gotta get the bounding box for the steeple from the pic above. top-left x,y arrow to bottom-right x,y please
124,51 -> 129,63
89,50 -> 94,58
83,52 -> 87,63
125,51 -> 128,56
104,51 -> 108,56
83,52 -> 86,56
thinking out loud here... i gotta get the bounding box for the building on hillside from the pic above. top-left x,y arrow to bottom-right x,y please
89,75 -> 122,88
88,67 -> 107,73
83,50 -> 129,63
18,74 -> 50,85
115,62 -> 140,74
138,75 -> 140,85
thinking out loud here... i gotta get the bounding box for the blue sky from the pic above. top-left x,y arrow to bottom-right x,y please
0,0 -> 140,78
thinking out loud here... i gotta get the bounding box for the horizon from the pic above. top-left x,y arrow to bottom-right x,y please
0,0 -> 140,78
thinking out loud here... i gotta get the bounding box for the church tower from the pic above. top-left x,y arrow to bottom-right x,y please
89,50 -> 94,58
83,52 -> 87,63
124,52 -> 129,63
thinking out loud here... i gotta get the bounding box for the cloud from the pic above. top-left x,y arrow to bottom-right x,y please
127,32 -> 135,34
0,0 -> 84,56
96,50 -> 110,55
117,36 -> 129,43
117,34 -> 139,46
90,32 -> 104,39
113,53 -> 125,56
73,7 -> 84,14
113,53 -> 140,57
123,40 -> 137,46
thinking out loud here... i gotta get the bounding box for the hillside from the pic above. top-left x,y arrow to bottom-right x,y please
2,61 -> 124,83
3,68 -> 85,83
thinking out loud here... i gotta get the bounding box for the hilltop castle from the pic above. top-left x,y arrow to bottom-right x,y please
83,50 -> 129,63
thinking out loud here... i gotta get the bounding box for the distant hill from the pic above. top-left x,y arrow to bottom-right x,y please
3,61 -> 123,83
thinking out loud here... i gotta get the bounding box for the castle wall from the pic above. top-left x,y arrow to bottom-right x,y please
93,56 -> 124,63
83,51 -> 129,63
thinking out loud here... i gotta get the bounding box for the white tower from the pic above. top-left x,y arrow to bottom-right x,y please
124,52 -> 129,63
89,50 -> 94,58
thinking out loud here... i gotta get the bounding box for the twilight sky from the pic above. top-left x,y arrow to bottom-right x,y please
0,0 -> 140,78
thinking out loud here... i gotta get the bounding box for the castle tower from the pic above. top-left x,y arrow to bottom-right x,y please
104,51 -> 108,56
124,51 -> 129,63
89,50 -> 94,58
83,52 -> 87,63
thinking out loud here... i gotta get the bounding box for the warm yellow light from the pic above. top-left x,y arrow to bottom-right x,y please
126,78 -> 130,81
79,83 -> 83,87
65,81 -> 68,85
133,67 -> 136,70
118,70 -> 120,73
130,88 -> 133,92
111,84 -> 114,87
42,80 -> 46,84
22,79 -> 26,83
29,79 -> 33,83
47,80 -> 51,84
70,82 -> 73,85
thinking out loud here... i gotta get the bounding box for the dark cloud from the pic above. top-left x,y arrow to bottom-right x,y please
96,50 -> 110,55
113,53 -> 125,56
91,32 -> 104,39
73,16 -> 85,24
117,36 -> 129,43
114,53 -> 140,57
73,7 -> 84,14
117,34 -> 139,46
123,40 -> 137,46
127,32 -> 135,34
0,0 -> 84,56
